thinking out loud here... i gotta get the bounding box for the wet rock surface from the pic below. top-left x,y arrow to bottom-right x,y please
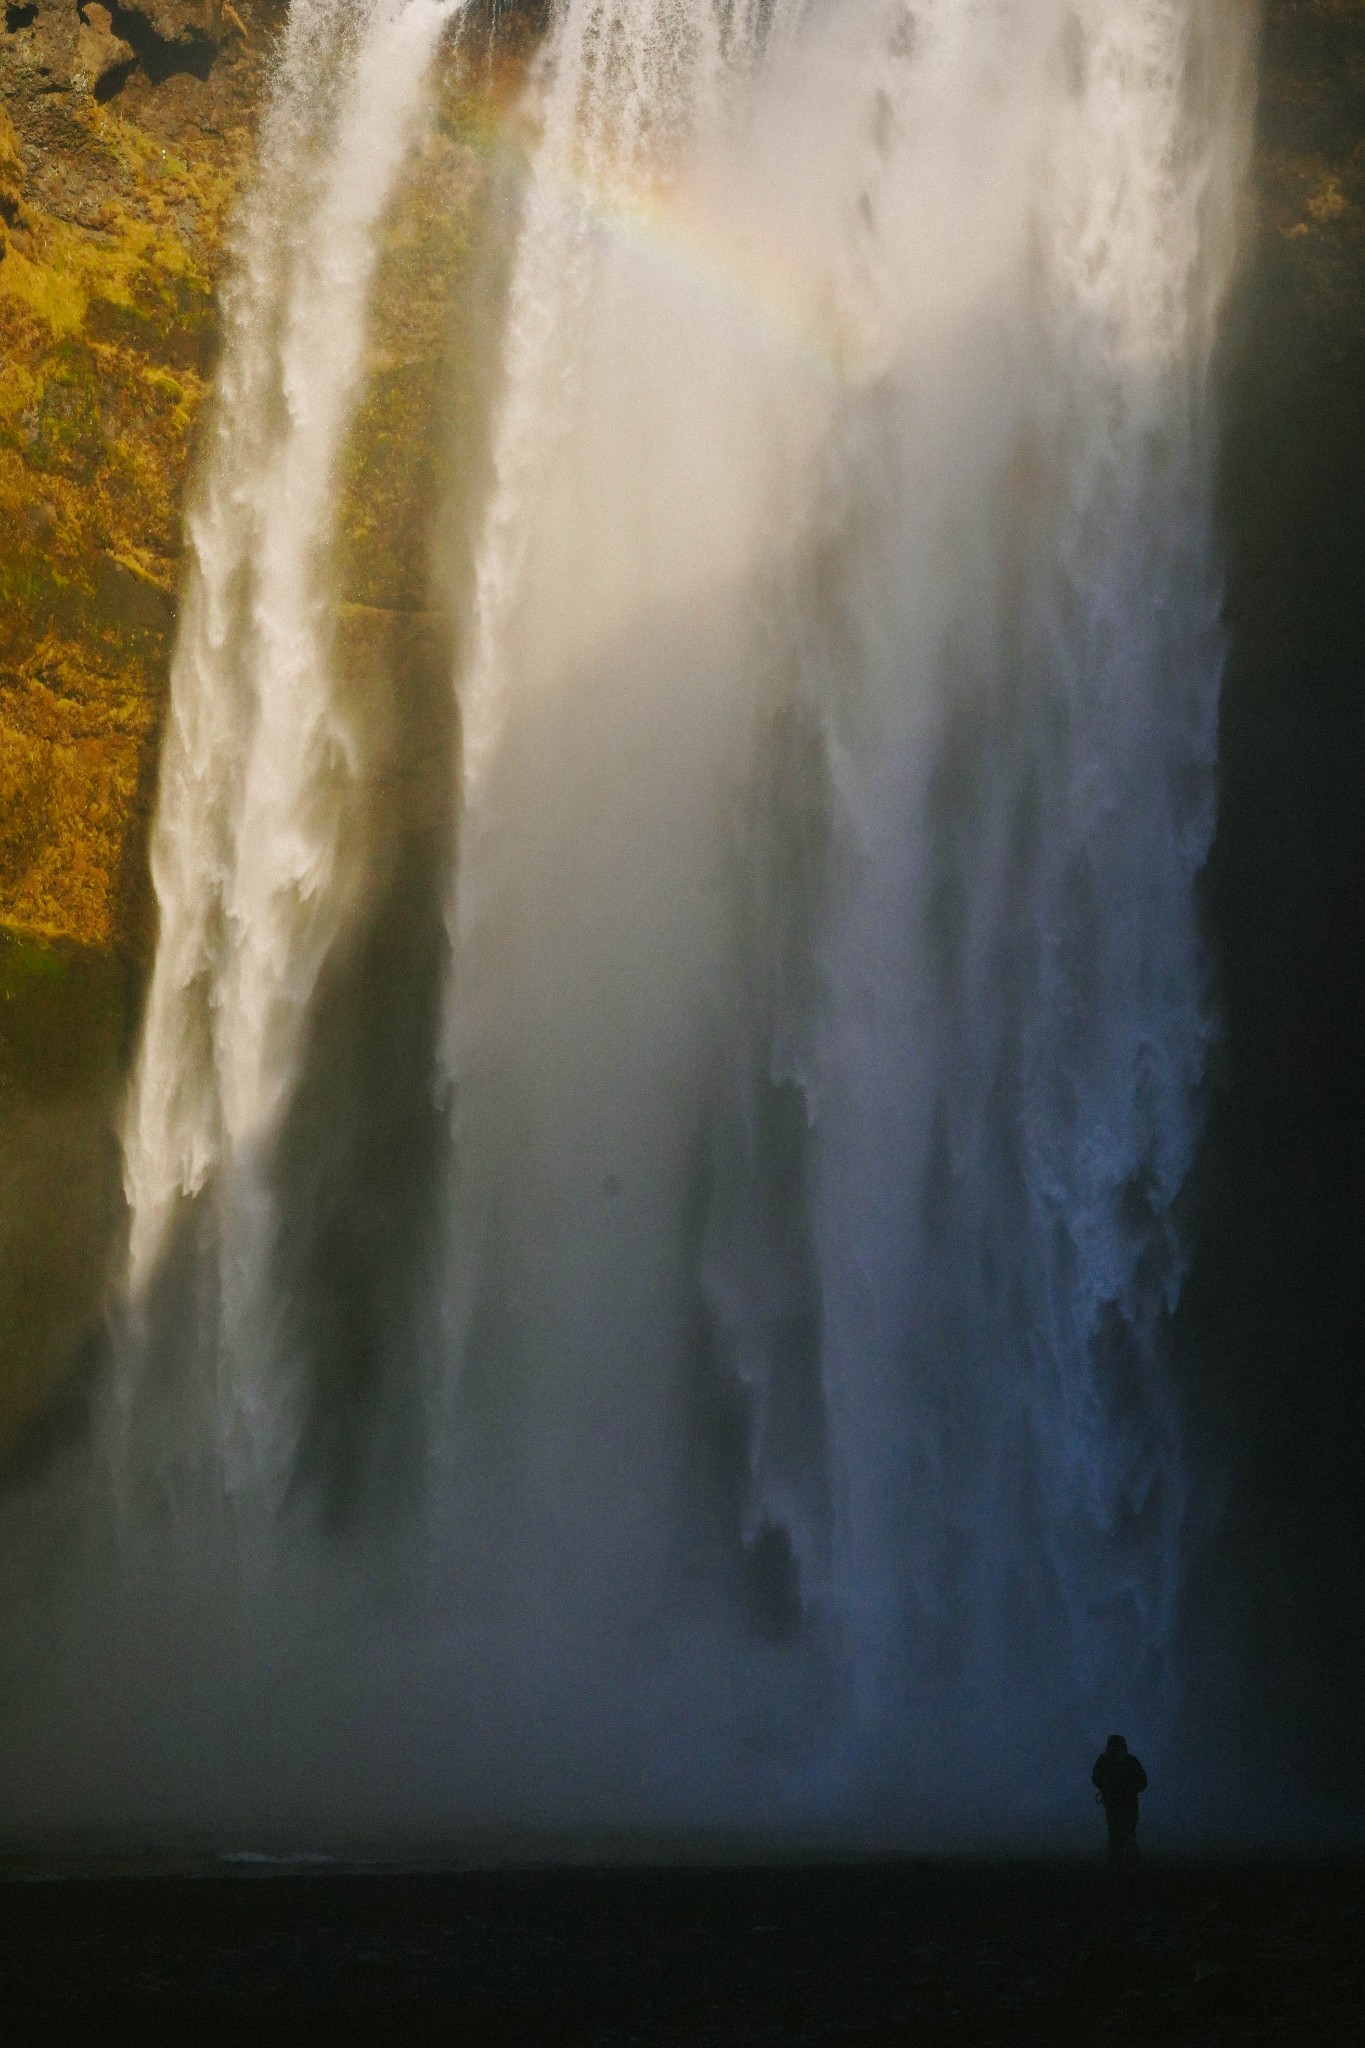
0,0 -> 278,1441
1182,0 -> 1365,1815
0,4 -> 523,1442
0,0 -> 280,954
0,1859 -> 1362,2038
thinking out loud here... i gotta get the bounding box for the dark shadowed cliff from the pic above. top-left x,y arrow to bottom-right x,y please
1184,0 -> 1365,1822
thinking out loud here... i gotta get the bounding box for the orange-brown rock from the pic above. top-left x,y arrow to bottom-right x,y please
0,0 -> 281,1442
0,0 -> 282,955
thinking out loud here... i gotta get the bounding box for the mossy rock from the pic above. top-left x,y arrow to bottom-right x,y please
0,926 -> 131,1446
0,16 -> 270,954
0,925 -> 130,1098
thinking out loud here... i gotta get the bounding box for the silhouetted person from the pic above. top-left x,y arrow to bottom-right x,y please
1092,1733 -> 1147,1870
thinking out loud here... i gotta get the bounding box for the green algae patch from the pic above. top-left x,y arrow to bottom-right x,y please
0,926 -> 130,1099
0,928 -> 68,997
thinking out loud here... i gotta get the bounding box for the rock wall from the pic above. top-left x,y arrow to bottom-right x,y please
1185,0 -> 1365,1807
0,2 -> 1360,1770
0,0 -> 281,954
0,0 -> 281,1443
0,0 -> 530,1443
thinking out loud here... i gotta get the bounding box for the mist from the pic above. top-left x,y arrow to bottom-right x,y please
0,0 -> 1262,1854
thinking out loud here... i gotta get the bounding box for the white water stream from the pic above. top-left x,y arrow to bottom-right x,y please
121,0 -> 463,1497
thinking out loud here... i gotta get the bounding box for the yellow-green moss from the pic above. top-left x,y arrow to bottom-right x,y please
0,23 -> 533,956
0,87 -> 246,954
0,7 -> 532,1451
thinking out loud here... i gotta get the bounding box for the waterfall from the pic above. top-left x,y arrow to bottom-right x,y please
6,0 -> 1252,1843
433,0 -> 1251,1821
120,0 -> 462,1500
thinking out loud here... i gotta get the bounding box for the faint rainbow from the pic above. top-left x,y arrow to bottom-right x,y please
452,93 -> 874,384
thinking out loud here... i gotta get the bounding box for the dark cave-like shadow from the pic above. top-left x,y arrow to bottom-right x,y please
268,612 -> 459,1535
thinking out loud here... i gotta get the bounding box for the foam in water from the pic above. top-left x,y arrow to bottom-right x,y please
0,0 -> 1253,1846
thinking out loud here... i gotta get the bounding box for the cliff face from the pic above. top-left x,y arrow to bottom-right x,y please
0,0 -> 280,954
0,5 -> 1360,1571
1256,0 -> 1365,353
0,2 -> 529,1442
1,10 -> 1354,948
1188,0 -> 1365,1799
0,0 -> 281,1441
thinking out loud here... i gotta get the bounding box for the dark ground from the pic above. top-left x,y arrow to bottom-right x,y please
0,1859 -> 1362,2041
